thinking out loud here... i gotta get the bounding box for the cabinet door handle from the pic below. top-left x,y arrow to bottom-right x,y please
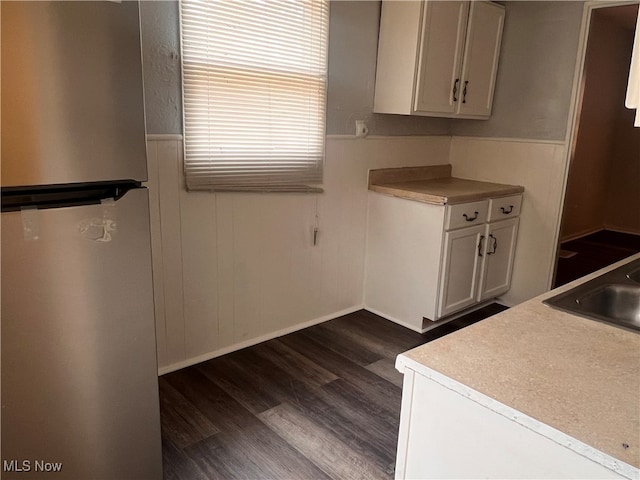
500,205 -> 514,214
478,235 -> 485,257
463,211 -> 479,222
487,234 -> 497,255
453,78 -> 460,102
462,80 -> 469,104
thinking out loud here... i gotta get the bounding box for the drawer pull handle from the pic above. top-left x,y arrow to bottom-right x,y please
463,211 -> 479,222
487,234 -> 497,255
478,235 -> 485,257
500,205 -> 514,214
462,80 -> 469,103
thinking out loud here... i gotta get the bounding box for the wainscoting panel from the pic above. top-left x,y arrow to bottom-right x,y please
147,135 -> 452,373
146,139 -> 187,368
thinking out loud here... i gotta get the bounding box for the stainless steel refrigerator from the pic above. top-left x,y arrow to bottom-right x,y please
1,2 -> 163,479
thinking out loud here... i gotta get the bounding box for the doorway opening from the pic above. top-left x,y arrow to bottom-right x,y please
554,3 -> 640,288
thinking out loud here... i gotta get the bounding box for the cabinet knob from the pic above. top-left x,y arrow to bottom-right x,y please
453,78 -> 460,102
463,211 -> 479,222
462,80 -> 469,104
478,235 -> 485,257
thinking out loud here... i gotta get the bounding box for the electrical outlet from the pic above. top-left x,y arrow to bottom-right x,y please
355,120 -> 369,138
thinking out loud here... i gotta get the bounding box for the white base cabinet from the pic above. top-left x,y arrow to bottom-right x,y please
364,192 -> 521,332
395,367 -> 627,479
364,194 -> 445,332
439,216 -> 519,317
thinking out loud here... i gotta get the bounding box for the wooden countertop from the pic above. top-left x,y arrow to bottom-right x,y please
396,253 -> 640,478
368,165 -> 524,205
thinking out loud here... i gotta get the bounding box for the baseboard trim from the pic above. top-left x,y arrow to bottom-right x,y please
363,307 -> 424,333
157,304 -> 364,376
494,297 -> 515,308
561,227 -> 640,244
365,300 -> 507,334
560,227 -> 604,244
602,225 -> 640,237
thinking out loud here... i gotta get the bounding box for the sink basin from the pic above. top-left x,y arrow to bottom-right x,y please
577,284 -> 640,327
544,258 -> 640,333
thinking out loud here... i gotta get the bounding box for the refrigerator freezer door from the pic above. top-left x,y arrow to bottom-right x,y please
1,1 -> 147,187
1,188 -> 162,480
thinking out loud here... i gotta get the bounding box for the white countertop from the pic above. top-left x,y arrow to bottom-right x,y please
397,253 -> 640,479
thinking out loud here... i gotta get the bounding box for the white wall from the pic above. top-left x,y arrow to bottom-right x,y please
449,137 -> 568,305
147,135 -> 451,373
148,134 -> 570,372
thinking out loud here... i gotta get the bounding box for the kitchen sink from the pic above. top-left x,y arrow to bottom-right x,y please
577,284 -> 640,326
544,258 -> 640,333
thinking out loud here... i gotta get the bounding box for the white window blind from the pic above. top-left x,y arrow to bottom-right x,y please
180,0 -> 329,191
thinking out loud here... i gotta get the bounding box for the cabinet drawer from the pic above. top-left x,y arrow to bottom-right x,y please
445,200 -> 488,231
488,195 -> 522,222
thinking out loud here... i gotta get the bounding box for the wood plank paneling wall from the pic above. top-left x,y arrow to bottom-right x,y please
146,135 -> 452,373
147,135 -> 569,373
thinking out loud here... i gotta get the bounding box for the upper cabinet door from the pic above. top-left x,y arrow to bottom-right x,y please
458,2 -> 505,117
414,1 -> 469,115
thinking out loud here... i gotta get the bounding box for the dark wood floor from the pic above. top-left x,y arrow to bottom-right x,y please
554,230 -> 640,287
160,304 -> 508,480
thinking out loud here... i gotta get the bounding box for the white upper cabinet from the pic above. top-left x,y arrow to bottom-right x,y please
373,1 -> 505,119
457,2 -> 505,117
414,1 -> 469,115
